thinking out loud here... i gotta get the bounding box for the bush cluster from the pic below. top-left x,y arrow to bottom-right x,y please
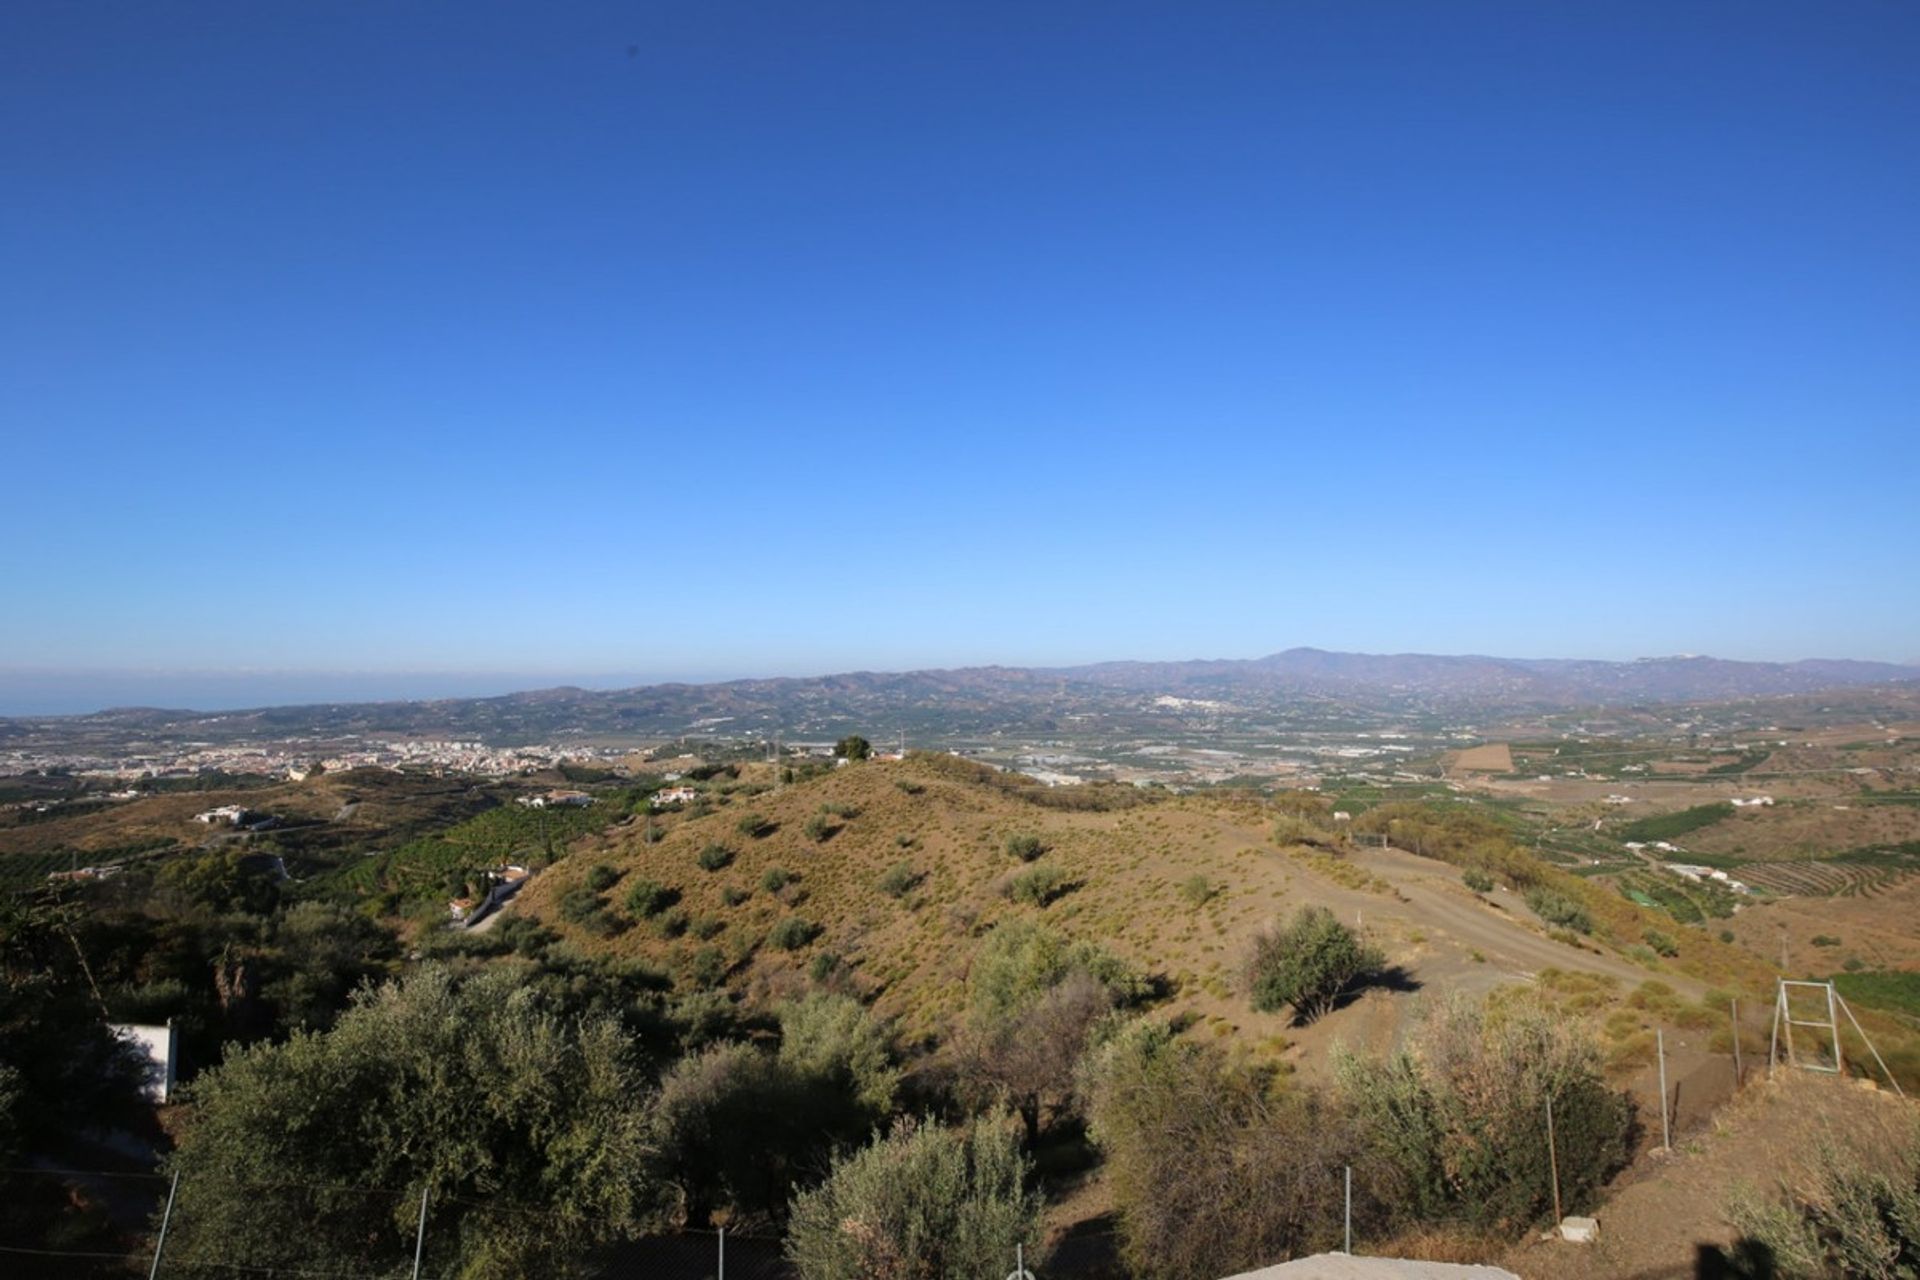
1246,906 -> 1385,1023
768,916 -> 821,951
1525,887 -> 1592,934
1007,862 -> 1072,907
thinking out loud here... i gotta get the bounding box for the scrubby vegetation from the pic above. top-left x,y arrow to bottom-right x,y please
1729,1114 -> 1920,1277
1,751 -> 1828,1278
786,1114 -> 1042,1280
1337,992 -> 1634,1230
1083,1019 -> 1354,1278
1525,886 -> 1592,934
1246,906 -> 1385,1023
1007,860 -> 1074,907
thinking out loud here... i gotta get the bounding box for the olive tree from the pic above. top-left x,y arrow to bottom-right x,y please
786,1113 -> 1042,1280
1081,1019 -> 1356,1279
1336,991 -> 1633,1230
1246,905 -> 1385,1023
159,966 -> 667,1279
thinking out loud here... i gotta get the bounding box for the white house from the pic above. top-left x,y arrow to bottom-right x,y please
111,1022 -> 177,1103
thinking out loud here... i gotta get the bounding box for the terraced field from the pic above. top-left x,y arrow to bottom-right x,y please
1737,857 -> 1919,898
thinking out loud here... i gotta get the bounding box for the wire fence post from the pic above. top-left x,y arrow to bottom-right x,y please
1730,998 -> 1743,1088
1545,1094 -> 1562,1227
147,1169 -> 180,1280
717,1225 -> 725,1280
411,1184 -> 431,1280
1343,1165 -> 1352,1255
1657,1028 -> 1671,1151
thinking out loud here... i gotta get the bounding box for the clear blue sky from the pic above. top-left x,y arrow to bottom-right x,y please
3,1 -> 1916,710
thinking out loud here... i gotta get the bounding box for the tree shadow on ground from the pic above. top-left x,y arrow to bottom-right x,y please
1304,964 -> 1423,1024
1693,1239 -> 1776,1279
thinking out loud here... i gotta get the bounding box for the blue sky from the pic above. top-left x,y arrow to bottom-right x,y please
2,1 -> 1916,710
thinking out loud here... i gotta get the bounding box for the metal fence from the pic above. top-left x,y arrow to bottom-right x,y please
0,1166 -> 995,1280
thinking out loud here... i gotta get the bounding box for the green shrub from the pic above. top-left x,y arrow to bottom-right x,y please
720,884 -> 751,907
1719,929 -> 1736,944
1270,815 -> 1325,847
156,968 -> 657,1277
1338,992 -> 1633,1231
894,779 -> 925,795
735,813 -> 772,838
585,864 -> 621,893
1007,862 -> 1073,907
786,1115 -> 1042,1280
623,879 -> 675,917
878,862 -> 922,898
1081,1021 -> 1351,1278
803,815 -> 832,842
654,908 -> 689,939
1463,868 -> 1495,894
809,951 -> 843,983
691,916 -> 724,941
1179,874 -> 1217,906
1006,834 -> 1046,862
1525,887 -> 1592,934
696,845 -> 734,872
689,945 -> 726,989
559,886 -> 604,923
1246,906 -> 1385,1023
820,802 -> 860,819
1728,1118 -> 1920,1275
1643,928 -> 1679,958
1812,934 -> 1842,948
761,867 -> 793,893
769,916 -> 821,951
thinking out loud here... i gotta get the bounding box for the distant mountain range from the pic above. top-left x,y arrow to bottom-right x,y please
1059,649 -> 1920,703
4,649 -> 1916,750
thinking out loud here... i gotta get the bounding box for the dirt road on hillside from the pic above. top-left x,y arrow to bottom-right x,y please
1349,845 -> 1700,997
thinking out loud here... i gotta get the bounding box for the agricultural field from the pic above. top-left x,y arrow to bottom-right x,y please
1721,871 -> 1920,973
1616,802 -> 1736,844
1447,742 -> 1513,773
1731,842 -> 1920,897
1681,797 -> 1920,861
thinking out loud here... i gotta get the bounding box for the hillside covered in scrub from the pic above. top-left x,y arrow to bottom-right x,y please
513,752 -> 1795,1071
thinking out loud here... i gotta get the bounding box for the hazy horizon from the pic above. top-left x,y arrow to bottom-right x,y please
6,643 -> 1918,718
